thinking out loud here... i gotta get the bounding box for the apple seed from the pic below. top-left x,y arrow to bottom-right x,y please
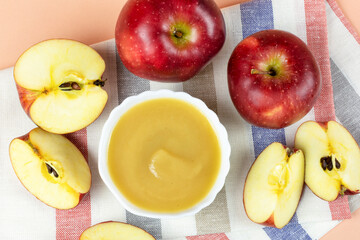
59,82 -> 71,88
325,156 -> 332,165
327,160 -> 334,171
45,163 -> 53,174
71,82 -> 81,90
45,163 -> 59,178
320,157 -> 327,171
53,170 -> 59,178
59,82 -> 81,91
335,159 -> 341,169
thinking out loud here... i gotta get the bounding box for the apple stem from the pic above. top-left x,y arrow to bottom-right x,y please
335,159 -> 341,169
173,29 -> 183,39
251,68 -> 276,76
340,186 -> 347,195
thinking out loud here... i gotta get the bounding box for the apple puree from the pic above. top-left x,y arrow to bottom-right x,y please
107,98 -> 221,213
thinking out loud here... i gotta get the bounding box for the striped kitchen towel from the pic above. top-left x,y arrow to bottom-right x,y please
1,0 -> 359,239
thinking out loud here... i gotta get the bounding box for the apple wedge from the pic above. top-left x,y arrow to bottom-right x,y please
243,142 -> 305,229
79,221 -> 155,240
14,39 -> 108,134
295,121 -> 360,201
9,128 -> 91,209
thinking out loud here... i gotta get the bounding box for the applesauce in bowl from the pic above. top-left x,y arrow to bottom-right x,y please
98,90 -> 230,218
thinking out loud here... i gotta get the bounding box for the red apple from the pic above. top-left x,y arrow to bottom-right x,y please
115,0 -> 226,82
227,30 -> 321,129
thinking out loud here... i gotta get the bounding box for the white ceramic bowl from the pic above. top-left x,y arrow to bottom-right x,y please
98,90 -> 231,218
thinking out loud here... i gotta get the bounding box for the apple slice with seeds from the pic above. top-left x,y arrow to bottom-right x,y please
9,128 -> 91,209
80,222 -> 155,240
295,120 -> 360,201
243,142 -> 305,228
14,39 -> 108,134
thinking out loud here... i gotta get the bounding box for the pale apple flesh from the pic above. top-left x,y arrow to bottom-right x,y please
295,121 -> 360,201
243,142 -> 305,229
9,128 -> 91,209
14,39 -> 107,134
79,222 -> 155,240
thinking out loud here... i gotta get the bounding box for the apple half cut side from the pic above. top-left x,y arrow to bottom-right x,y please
14,39 -> 108,134
295,120 -> 360,201
79,221 -> 155,240
243,142 -> 305,229
9,128 -> 91,209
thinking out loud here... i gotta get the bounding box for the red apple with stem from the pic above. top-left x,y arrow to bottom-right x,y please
227,29 -> 321,129
115,0 -> 226,82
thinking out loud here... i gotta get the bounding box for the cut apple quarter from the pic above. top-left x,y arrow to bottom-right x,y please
295,120 -> 360,201
79,221 -> 155,240
9,128 -> 91,209
14,39 -> 108,134
243,142 -> 305,229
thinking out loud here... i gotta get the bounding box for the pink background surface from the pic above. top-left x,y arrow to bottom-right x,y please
1,0 -> 360,239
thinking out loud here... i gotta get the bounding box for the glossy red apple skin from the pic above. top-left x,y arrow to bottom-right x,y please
228,30 -> 321,129
115,0 -> 226,82
15,84 -> 40,114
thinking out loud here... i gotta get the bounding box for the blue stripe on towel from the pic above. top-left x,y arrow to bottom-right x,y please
240,1 -> 311,239
240,0 -> 274,37
264,215 -> 312,240
251,127 -> 286,158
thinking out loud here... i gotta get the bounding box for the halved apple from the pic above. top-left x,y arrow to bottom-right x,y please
243,142 -> 305,229
79,221 -> 155,240
9,128 -> 91,209
14,39 -> 107,134
295,121 -> 360,201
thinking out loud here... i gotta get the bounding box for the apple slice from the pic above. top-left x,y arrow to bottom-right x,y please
14,39 -> 108,134
243,142 -> 305,228
295,121 -> 360,201
80,221 -> 155,240
9,128 -> 91,209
